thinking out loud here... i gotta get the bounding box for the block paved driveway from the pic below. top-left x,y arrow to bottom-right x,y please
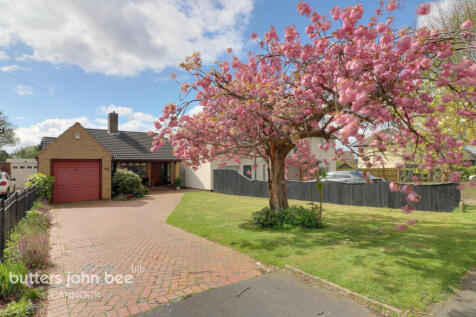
47,191 -> 262,317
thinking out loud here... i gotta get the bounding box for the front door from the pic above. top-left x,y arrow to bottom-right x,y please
151,162 -> 169,186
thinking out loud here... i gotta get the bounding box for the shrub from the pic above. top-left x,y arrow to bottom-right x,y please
112,169 -> 147,198
175,177 -> 183,188
252,207 -> 278,228
6,231 -> 49,270
462,165 -> 476,177
4,209 -> 50,270
0,262 -> 28,300
21,287 -> 43,301
0,297 -> 35,317
252,205 -> 322,228
25,173 -> 54,202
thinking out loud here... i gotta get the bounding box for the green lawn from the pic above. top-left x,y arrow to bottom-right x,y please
167,192 -> 476,313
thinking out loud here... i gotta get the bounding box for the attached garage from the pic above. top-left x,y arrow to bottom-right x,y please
37,123 -> 112,202
52,160 -> 101,203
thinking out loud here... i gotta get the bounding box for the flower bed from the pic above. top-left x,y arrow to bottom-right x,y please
0,200 -> 51,316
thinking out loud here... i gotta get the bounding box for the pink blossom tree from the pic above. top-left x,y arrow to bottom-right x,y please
152,1 -> 475,213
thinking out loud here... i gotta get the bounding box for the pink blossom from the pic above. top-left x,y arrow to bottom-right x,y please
146,130 -> 154,136
387,0 -> 398,12
401,185 -> 413,194
250,32 -> 259,40
226,47 -> 233,54
442,94 -> 454,103
407,192 -> 421,203
406,218 -> 418,226
402,204 -> 415,214
461,20 -> 474,29
395,224 -> 408,231
449,172 -> 461,183
416,3 -> 431,16
297,1 -> 312,17
469,139 -> 476,146
389,182 -> 401,192
394,162 -> 404,169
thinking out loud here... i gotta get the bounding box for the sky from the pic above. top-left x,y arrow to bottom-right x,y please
0,0 -> 446,152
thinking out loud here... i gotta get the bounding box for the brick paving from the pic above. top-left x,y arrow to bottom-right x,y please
47,191 -> 262,316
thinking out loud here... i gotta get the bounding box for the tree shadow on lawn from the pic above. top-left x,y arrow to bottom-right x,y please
237,212 -> 476,302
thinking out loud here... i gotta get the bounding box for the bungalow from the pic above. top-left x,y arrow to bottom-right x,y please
38,112 -> 180,203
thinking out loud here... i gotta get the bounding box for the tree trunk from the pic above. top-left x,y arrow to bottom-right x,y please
267,142 -> 292,210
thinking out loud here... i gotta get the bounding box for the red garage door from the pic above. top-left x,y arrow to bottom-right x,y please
52,160 -> 101,203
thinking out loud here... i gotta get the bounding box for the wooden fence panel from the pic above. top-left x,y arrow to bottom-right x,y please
213,170 -> 460,212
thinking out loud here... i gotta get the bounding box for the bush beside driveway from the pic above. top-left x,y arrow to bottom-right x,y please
167,191 -> 476,313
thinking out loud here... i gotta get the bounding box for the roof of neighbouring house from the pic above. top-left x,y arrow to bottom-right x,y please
336,161 -> 355,170
40,129 -> 179,161
359,128 -> 398,146
463,147 -> 476,161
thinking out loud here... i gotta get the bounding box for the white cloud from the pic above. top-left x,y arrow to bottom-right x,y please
0,50 -> 9,60
7,106 -> 158,152
5,116 -> 98,152
0,0 -> 254,76
187,105 -> 204,116
119,119 -> 151,131
14,84 -> 34,96
417,0 -> 456,29
0,64 -> 27,72
16,116 -> 25,121
98,104 -> 156,123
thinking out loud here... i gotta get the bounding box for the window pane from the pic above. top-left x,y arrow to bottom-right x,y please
243,165 -> 252,179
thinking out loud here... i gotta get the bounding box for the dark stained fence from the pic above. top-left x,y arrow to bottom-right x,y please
213,170 -> 460,212
0,186 -> 36,260
0,162 -> 10,175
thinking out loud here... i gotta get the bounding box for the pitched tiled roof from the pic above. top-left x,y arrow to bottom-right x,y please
463,147 -> 476,161
40,129 -> 179,161
40,137 -> 57,149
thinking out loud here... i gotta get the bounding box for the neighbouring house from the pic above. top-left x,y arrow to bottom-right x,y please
6,158 -> 38,189
38,112 -> 181,203
463,147 -> 476,166
336,161 -> 354,170
182,138 -> 336,190
358,130 -> 476,168
357,128 -> 404,168
340,150 -> 357,168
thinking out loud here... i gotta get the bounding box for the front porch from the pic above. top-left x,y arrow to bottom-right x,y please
114,160 -> 181,187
